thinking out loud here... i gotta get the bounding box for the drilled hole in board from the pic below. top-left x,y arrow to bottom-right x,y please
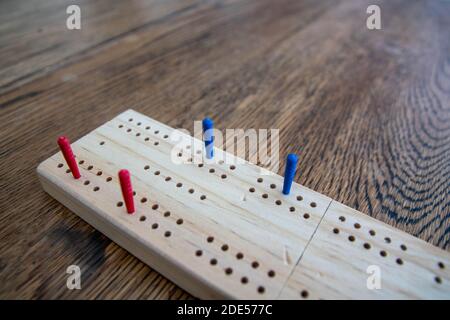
363,243 -> 371,250
198,164 -> 204,168
225,268 -> 233,275
84,180 -> 90,185
289,207 -> 295,212
93,186 -> 100,192
257,286 -> 265,294
78,160 -> 85,165
127,129 -> 132,133
200,195 -> 206,200
178,153 -> 182,157
118,124 -> 123,128
300,290 -> 309,299
262,194 -> 268,199
152,223 -> 158,229
210,258 -> 217,266
117,201 -> 123,207
140,216 -> 146,222
144,165 -> 150,170
369,230 -> 376,236
145,137 -> 149,141
209,168 -> 215,173
188,188 -> 195,194
354,223 -> 361,229
165,177 -> 171,182
164,211 -> 170,217
297,195 -> 303,201
396,258 -> 403,265
207,236 -> 214,243
438,262 -> 445,269
380,250 -> 387,257
196,150 -> 201,154
275,200 -> 282,206
128,118 -> 133,122
163,134 -> 169,139
303,213 -> 310,219
96,171 -> 102,176
176,219 -> 183,225
230,165 -> 236,170
257,178 -> 263,183
268,270 -> 275,278
348,235 -> 355,242
400,244 -> 407,251
133,191 -> 136,196
154,171 -> 160,175
66,169 -> 71,173
249,187 -> 255,193
106,177 -> 112,182
384,237 -> 391,244
333,228 -> 339,234
339,216 -> 345,222
87,165 -> 93,170
100,141 -> 105,145
154,130 -> 159,134
435,276 -> 442,284
310,202 -> 317,208
221,244 -> 229,251
241,277 -> 248,284
154,141 -> 159,146
236,252 -> 244,260
137,122 -> 141,126
195,250 -> 202,257
141,197 -> 147,203
251,261 -> 259,269
57,163 -> 63,168
152,204 -> 159,210
176,182 -> 183,188
145,126 -> 150,130
221,174 -> 227,179
270,184 -> 276,189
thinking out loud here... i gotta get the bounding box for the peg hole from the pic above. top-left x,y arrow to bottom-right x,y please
257,178 -> 263,183
152,223 -> 158,229
117,201 -> 123,207
106,177 -> 112,182
188,188 -> 195,194
87,165 -> 93,170
195,250 -> 202,257
249,187 -> 255,193
275,200 -> 282,205
84,180 -> 90,185
66,169 -> 71,173
435,276 -> 442,284
225,268 -> 233,275
289,207 -> 295,212
241,277 -> 248,284
209,168 -> 215,173
310,202 -> 317,208
96,171 -> 102,176
236,252 -> 244,259
301,290 -> 309,299
140,216 -> 146,222
165,176 -> 171,182
230,165 -> 236,170
296,195 -> 303,201
369,230 -> 376,236
210,258 -> 217,266
176,182 -> 183,188
396,258 -> 403,265
99,141 -> 105,145
363,243 -> 371,250
152,204 -> 159,210
380,250 -> 387,257
333,228 -> 339,234
262,194 -> 268,199
144,165 -> 150,170
207,236 -> 214,243
154,142 -> 159,146
303,213 -> 310,219
140,197 -> 147,203
221,174 -> 227,179
339,216 -> 346,222
348,235 -> 355,242
400,244 -> 407,251
164,231 -> 171,237
164,211 -> 170,217
200,195 -> 206,200
270,184 -> 276,189
251,261 -> 259,269
268,270 -> 275,278
221,244 -> 229,251
354,223 -> 361,229
438,262 -> 445,269
154,171 -> 160,175
257,286 -> 265,294
176,219 -> 183,225
78,160 -> 85,165
93,186 -> 100,192
384,237 -> 391,244
57,163 -> 63,168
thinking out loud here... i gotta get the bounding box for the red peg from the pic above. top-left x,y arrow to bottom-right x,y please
57,136 -> 81,179
118,169 -> 135,214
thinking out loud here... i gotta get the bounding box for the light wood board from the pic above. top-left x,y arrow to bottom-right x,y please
37,110 -> 450,299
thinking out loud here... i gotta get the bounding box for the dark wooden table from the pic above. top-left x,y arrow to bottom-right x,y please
1,0 -> 449,299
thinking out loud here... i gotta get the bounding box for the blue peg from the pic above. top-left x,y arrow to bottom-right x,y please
282,154 -> 298,195
202,117 -> 214,159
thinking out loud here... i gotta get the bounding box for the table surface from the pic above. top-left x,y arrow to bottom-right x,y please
0,0 -> 449,299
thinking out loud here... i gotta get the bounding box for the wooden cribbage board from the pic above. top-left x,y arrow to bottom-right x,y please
37,110 -> 450,299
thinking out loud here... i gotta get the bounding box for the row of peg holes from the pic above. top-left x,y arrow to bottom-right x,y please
59,160 -> 177,239
122,119 -> 319,219
195,236 -> 276,294
333,215 -> 445,284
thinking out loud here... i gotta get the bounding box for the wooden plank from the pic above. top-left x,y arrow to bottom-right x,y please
37,109 -> 450,299
37,109 -> 332,299
280,201 -> 450,299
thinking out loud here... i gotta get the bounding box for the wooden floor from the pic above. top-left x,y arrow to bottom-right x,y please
0,0 -> 449,299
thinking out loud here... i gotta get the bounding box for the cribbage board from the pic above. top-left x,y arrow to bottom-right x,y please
37,110 -> 450,299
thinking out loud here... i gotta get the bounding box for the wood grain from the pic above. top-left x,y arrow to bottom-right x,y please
0,0 -> 450,299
